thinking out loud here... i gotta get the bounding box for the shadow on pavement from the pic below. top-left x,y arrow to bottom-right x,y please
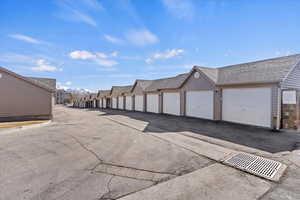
82,108 -> 300,154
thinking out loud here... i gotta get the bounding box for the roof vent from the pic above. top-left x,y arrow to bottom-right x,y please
194,72 -> 200,79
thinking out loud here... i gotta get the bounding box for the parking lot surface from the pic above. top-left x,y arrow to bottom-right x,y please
0,106 -> 299,200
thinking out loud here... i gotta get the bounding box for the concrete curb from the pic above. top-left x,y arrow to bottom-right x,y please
0,120 -> 52,135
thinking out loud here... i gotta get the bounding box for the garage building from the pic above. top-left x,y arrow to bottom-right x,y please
0,67 -> 54,122
110,86 -> 132,110
97,90 -> 111,108
180,66 -> 219,120
216,54 -> 300,129
131,80 -> 153,112
144,74 -> 189,115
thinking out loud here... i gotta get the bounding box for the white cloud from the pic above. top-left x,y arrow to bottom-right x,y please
69,50 -> 96,59
104,35 -> 124,44
110,51 -> 118,57
82,0 -> 103,10
94,58 -> 118,67
31,59 -> 63,72
146,49 -> 184,63
162,0 -> 195,20
126,29 -> 158,46
275,50 -> 293,57
8,34 -> 42,44
69,50 -> 118,67
65,81 -> 72,86
57,82 -> 69,90
0,53 -> 36,63
70,8 -> 97,27
55,0 -> 98,27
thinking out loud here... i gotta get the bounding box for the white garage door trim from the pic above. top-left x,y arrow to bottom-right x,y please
186,90 -> 214,120
146,94 -> 159,113
135,95 -> 144,112
126,96 -> 132,110
222,87 -> 272,128
163,92 -> 180,116
119,96 -> 124,109
112,97 -> 117,109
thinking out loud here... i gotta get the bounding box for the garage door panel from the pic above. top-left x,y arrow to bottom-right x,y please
222,88 -> 271,127
163,92 -> 180,116
112,98 -> 117,109
126,96 -> 132,110
135,95 -> 143,111
147,94 -> 159,113
186,91 -> 214,120
103,99 -> 107,108
119,96 -> 124,109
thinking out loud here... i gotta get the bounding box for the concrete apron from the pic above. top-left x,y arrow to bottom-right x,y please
104,115 -> 287,182
102,115 -> 288,199
119,163 -> 271,200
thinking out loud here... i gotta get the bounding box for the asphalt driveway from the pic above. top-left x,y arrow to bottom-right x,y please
99,108 -> 300,153
1,106 -> 299,200
0,106 -> 212,200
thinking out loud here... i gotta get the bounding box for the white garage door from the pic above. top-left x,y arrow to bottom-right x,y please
112,97 -> 117,109
103,99 -> 107,108
222,87 -> 272,127
146,94 -> 159,113
163,92 -> 180,116
135,95 -> 144,112
126,96 -> 132,110
99,99 -> 103,108
119,96 -> 124,109
186,91 -> 214,120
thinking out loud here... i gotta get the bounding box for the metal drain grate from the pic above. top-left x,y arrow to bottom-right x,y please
224,153 -> 282,179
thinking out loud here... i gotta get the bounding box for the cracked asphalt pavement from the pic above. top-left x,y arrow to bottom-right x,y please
1,106 -> 300,200
0,106 -> 213,200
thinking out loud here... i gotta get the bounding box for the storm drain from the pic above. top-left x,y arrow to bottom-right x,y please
224,153 -> 282,180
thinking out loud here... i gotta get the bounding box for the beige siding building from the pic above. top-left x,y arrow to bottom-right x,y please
0,67 -> 54,122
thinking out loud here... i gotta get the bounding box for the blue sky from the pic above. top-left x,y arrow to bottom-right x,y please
1,0 -> 300,91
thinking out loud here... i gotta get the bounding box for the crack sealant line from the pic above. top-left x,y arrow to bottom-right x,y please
66,133 -> 103,163
98,175 -> 115,200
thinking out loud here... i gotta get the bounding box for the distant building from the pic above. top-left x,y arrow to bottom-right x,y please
55,89 -> 72,104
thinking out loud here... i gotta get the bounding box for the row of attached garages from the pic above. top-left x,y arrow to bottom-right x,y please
75,54 -> 300,130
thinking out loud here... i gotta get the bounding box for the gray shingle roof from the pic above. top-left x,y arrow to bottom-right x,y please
131,80 -> 153,92
145,73 -> 189,92
194,66 -> 218,83
111,85 -> 132,96
98,90 -> 111,98
88,93 -> 97,100
28,77 -> 56,90
216,54 -> 300,85
0,66 -> 54,93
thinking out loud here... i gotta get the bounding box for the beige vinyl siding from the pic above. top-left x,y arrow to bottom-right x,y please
281,61 -> 300,89
0,71 -> 52,119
